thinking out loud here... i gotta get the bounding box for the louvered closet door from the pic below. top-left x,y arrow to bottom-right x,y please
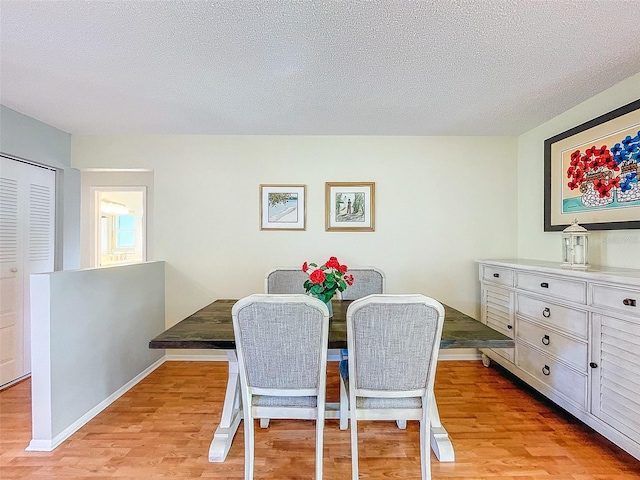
0,159 -> 24,386
591,313 -> 640,445
23,164 -> 55,374
0,157 -> 55,386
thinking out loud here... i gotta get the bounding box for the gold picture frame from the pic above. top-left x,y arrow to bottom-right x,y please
325,182 -> 375,232
260,184 -> 306,230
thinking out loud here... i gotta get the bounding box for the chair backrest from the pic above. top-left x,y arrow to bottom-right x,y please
340,267 -> 386,300
346,294 -> 444,396
232,294 -> 330,393
265,268 -> 308,294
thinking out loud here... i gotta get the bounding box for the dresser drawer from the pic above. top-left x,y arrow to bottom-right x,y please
516,342 -> 587,409
482,265 -> 514,287
515,272 -> 586,303
516,294 -> 588,339
591,283 -> 640,317
516,317 -> 588,372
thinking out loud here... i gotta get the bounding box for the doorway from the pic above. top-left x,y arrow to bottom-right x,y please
91,187 -> 146,267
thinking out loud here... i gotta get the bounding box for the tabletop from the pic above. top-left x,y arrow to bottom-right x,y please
149,299 -> 514,350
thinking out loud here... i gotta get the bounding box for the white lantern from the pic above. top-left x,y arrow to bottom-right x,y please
561,219 -> 590,268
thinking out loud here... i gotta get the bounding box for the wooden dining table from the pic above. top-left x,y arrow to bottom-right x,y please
149,299 -> 513,464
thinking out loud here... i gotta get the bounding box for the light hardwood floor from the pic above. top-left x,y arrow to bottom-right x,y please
1,360 -> 639,479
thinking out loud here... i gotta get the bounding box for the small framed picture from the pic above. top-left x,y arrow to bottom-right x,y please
325,182 -> 375,231
260,185 -> 306,230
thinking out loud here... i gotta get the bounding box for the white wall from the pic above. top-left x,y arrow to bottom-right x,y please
29,261 -> 165,450
0,105 -> 81,270
517,72 -> 640,269
71,136 -> 519,324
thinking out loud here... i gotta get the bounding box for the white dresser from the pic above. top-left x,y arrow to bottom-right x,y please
477,259 -> 640,460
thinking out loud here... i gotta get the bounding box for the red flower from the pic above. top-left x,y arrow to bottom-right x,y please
325,256 -> 340,269
309,269 -> 326,284
302,256 -> 353,302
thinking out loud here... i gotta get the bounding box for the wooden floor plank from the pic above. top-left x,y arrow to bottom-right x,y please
1,361 -> 638,479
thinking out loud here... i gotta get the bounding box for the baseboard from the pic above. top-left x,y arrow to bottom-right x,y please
438,348 -> 481,361
165,349 -> 481,362
166,352 -> 228,361
26,357 -> 166,452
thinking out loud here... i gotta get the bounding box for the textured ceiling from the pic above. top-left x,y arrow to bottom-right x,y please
1,0 -> 640,136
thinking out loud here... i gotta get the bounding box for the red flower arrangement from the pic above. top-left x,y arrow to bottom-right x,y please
302,256 -> 354,303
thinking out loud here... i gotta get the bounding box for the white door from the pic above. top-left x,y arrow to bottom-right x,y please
0,156 -> 55,387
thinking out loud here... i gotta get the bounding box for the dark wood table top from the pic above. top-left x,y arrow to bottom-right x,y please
149,299 -> 514,350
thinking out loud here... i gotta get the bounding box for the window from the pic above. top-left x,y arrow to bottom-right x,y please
116,215 -> 136,248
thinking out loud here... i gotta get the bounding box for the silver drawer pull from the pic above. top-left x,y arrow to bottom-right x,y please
542,307 -> 551,318
541,334 -> 550,346
540,282 -> 549,288
623,298 -> 637,307
542,365 -> 550,376
493,273 -> 500,278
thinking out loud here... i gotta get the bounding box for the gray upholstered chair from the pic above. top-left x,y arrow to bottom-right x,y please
340,294 -> 445,480
337,267 -> 385,429
264,267 -> 308,294
261,268 -> 310,429
338,267 -> 385,300
232,294 -> 330,480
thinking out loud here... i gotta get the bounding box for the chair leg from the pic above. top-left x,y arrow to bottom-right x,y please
244,410 -> 255,480
316,408 -> 325,480
396,419 -> 407,429
260,418 -> 270,428
419,418 -> 430,480
339,376 -> 349,430
350,412 -> 359,479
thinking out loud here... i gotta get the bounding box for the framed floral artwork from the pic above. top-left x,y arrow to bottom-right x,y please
544,99 -> 640,231
260,184 -> 306,230
325,182 -> 375,231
